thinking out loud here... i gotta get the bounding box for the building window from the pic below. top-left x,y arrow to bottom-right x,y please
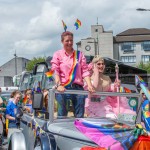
121,42 -> 135,51
121,56 -> 136,63
142,55 -> 150,62
95,29 -> 98,32
141,41 -> 150,51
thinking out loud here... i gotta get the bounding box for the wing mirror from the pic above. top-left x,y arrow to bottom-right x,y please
32,93 -> 43,110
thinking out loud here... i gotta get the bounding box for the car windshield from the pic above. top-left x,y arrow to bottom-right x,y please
1,91 -> 11,103
33,89 -> 141,126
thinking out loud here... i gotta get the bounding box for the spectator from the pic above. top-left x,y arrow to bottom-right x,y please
43,90 -> 48,112
23,89 -> 32,113
6,91 -> 22,128
9,90 -> 19,102
0,97 -> 6,113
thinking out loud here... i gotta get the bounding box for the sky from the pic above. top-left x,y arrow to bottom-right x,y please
0,0 -> 150,66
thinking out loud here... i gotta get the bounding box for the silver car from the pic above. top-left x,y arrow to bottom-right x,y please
7,88 -> 142,150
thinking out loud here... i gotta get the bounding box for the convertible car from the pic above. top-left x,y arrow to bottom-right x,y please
7,61 -> 146,150
7,87 -> 143,150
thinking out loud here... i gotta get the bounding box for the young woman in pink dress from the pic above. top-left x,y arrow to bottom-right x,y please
85,55 -> 135,118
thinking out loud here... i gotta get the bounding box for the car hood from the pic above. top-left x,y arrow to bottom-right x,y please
47,118 -> 116,143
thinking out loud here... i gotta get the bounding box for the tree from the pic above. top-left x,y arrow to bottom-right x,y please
137,61 -> 150,73
26,57 -> 46,71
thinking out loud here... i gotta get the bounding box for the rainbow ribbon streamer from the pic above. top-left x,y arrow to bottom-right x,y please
62,20 -> 67,32
135,75 -> 150,100
45,70 -> 54,82
74,19 -> 81,30
62,51 -> 80,87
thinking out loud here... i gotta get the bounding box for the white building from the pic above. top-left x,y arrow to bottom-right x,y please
77,25 -> 150,67
77,25 -> 114,58
114,28 -> 150,66
0,57 -> 30,87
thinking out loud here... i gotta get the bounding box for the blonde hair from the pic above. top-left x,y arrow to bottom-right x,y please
92,55 -> 104,63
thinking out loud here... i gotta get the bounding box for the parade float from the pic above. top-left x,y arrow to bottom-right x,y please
6,59 -> 150,150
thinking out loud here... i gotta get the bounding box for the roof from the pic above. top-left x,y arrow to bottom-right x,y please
117,28 -> 150,36
114,28 -> 150,43
114,35 -> 150,43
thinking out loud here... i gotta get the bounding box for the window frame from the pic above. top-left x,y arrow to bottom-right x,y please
121,42 -> 135,51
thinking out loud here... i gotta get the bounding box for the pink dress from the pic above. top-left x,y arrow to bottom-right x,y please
85,75 -> 135,118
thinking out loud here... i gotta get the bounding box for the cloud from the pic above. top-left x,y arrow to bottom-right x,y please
0,0 -> 150,66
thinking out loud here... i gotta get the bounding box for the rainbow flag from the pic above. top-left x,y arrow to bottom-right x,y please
81,147 -> 106,150
124,87 -> 131,93
75,119 -> 143,150
120,86 -> 131,93
62,51 -> 80,87
142,100 -> 150,131
74,19 -> 81,30
135,75 -> 147,87
62,20 -> 67,32
135,75 -> 150,100
23,96 -> 28,104
45,70 -> 54,81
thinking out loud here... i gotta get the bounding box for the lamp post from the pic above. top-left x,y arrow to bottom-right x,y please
14,52 -> 17,75
136,8 -> 150,11
96,17 -> 99,55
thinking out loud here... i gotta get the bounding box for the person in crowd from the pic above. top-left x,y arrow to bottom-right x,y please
0,97 -> 6,113
8,90 -> 19,102
0,96 -> 7,146
141,89 -> 150,132
0,97 -> 3,138
6,91 -> 22,128
85,55 -> 135,118
36,89 -> 49,119
141,89 -> 147,102
22,89 -> 32,113
0,87 -> 2,94
51,31 -> 95,118
42,89 -> 48,112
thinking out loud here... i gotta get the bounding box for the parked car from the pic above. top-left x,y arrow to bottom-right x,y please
1,91 -> 12,103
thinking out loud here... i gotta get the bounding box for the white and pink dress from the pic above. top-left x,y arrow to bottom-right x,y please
85,74 -> 135,119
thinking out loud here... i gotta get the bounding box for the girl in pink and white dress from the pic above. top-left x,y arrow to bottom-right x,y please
85,55 -> 135,119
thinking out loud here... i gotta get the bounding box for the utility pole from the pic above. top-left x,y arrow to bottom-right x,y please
14,50 -> 17,75
96,17 -> 99,55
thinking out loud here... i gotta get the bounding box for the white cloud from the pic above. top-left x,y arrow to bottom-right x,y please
14,39 -> 51,55
0,0 -> 150,65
